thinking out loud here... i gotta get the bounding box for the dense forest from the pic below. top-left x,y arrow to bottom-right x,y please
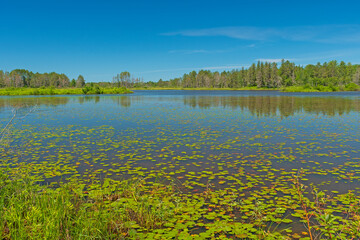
0,69 -> 142,90
0,70 -> 134,95
0,69 -> 86,88
139,60 -> 360,90
2,60 -> 360,91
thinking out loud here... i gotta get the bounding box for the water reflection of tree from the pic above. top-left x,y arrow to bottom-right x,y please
77,96 -> 101,104
110,96 -> 140,108
76,95 -> 138,108
0,97 -> 69,111
183,96 -> 360,117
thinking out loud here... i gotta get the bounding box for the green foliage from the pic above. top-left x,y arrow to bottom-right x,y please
345,82 -> 360,91
0,170 -> 176,239
76,75 -> 85,88
134,60 -> 360,91
104,87 -> 133,94
70,78 -> 76,87
293,170 -> 360,239
0,87 -> 132,96
0,69 -> 71,88
1,93 -> 360,238
282,85 -> 341,92
82,85 -> 105,94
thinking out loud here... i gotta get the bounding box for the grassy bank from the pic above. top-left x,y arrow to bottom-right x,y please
1,168 -> 360,239
130,87 -> 277,91
131,84 -> 360,92
0,87 -> 132,96
0,170 -> 175,239
1,85 -> 358,95
281,83 -> 360,92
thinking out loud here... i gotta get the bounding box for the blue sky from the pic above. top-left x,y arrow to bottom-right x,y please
1,0 -> 360,82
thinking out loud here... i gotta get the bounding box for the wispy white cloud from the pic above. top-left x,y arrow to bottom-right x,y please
163,26 -> 276,41
168,49 -> 225,54
163,25 -> 360,43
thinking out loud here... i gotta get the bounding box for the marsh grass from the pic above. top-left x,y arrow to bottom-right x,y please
293,170 -> 360,240
0,87 -> 132,96
130,87 -> 277,91
0,169 -> 175,239
282,83 -> 360,92
131,85 -> 360,92
2,167 -> 360,239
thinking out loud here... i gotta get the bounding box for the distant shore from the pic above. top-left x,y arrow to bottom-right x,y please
0,87 -> 133,96
130,87 -> 275,91
130,85 -> 360,92
0,84 -> 359,96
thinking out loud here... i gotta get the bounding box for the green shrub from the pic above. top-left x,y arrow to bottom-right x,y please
82,86 -> 90,94
345,82 -> 360,91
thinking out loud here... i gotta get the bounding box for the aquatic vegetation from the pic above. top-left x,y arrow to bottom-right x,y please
0,87 -> 132,96
0,168 -> 177,239
281,84 -> 360,92
292,170 -> 360,239
1,91 -> 360,238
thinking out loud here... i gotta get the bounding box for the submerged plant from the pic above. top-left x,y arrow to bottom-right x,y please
293,169 -> 360,239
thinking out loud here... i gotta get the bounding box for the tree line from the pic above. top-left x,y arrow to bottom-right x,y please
145,60 -> 360,89
0,69 -> 86,88
0,69 -> 141,89
3,60 -> 360,90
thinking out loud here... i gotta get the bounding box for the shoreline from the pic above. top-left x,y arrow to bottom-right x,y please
0,87 -> 133,96
0,86 -> 359,96
131,86 -> 359,92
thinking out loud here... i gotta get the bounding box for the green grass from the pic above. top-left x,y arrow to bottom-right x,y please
0,170 -> 176,239
132,84 -> 360,92
281,83 -> 360,92
2,85 -> 358,95
0,87 -> 132,96
130,86 -> 278,91
2,167 -> 360,239
0,164 -> 293,239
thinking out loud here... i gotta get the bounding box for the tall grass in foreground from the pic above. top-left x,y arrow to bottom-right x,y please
292,170 -> 360,240
1,167 -> 360,239
0,169 -> 173,239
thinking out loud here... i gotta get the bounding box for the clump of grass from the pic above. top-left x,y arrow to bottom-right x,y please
0,170 -> 174,239
130,86 -> 278,91
292,169 -> 360,239
2,166 -> 360,239
282,84 -> 360,92
0,87 -> 132,96
102,87 -> 133,94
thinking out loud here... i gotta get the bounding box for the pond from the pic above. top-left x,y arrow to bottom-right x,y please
1,90 -> 360,236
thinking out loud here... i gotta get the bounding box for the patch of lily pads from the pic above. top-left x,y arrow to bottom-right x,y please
1,94 -> 360,239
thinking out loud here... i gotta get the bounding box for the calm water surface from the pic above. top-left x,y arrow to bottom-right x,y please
1,90 -> 360,194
